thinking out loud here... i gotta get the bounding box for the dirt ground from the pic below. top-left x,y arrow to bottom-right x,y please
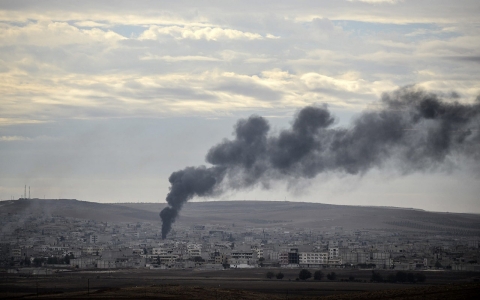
1,268 -> 479,299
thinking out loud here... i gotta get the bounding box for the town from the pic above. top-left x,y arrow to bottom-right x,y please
1,200 -> 479,275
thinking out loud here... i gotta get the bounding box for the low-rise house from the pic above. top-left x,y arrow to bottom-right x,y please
70,257 -> 98,268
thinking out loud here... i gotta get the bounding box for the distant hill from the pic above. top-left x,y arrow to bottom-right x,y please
0,199 -> 162,223
2,199 -> 480,234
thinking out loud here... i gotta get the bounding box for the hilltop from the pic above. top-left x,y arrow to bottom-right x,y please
1,199 -> 480,234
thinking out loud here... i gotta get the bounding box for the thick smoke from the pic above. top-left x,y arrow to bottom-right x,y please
160,87 -> 480,238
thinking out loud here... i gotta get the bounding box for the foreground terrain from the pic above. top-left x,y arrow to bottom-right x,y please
1,269 -> 480,299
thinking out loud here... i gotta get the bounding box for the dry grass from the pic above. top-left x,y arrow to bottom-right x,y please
6,282 -> 479,299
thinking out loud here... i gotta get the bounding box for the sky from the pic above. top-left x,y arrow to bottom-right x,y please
0,0 -> 479,213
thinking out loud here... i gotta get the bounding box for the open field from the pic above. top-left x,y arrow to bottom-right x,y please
1,268 -> 479,299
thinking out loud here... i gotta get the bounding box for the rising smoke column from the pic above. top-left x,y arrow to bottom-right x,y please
160,166 -> 226,238
160,87 -> 480,238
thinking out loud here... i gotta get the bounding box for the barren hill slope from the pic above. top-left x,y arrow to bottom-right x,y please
0,199 -> 163,223
2,199 -> 480,234
122,201 -> 480,234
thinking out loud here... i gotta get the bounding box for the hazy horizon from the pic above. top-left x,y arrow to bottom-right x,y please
3,197 -> 479,216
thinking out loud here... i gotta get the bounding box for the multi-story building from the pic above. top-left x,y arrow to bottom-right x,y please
299,252 -> 328,266
329,247 -> 339,259
187,244 -> 202,257
89,234 -> 99,244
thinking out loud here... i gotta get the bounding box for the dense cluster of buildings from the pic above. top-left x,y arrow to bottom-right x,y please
1,208 -> 479,274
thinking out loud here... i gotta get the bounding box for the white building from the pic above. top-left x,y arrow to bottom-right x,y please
152,248 -> 171,255
299,252 -> 329,266
187,244 -> 202,257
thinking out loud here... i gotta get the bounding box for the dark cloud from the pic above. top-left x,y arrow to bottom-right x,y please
159,87 -> 480,238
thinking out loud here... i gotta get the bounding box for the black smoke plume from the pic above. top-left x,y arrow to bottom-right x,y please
160,87 -> 480,238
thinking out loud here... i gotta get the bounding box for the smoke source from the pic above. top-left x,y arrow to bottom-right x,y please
159,87 -> 480,238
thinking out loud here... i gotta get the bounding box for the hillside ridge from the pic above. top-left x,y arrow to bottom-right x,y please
2,199 -> 480,234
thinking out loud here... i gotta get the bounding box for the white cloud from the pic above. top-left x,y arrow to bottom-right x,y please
0,66 -> 402,125
0,135 -> 56,141
139,25 -> 264,41
73,21 -> 110,28
1,2 -> 479,26
0,118 -> 48,127
140,54 -> 221,62
0,21 -> 125,47
0,3 -> 478,123
0,135 -> 30,141
244,57 -> 276,63
300,72 -> 397,97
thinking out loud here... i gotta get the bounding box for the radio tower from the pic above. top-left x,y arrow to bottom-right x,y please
24,185 -> 26,199
29,186 -> 30,199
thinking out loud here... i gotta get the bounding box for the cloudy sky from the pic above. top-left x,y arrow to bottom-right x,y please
1,1 -> 479,213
